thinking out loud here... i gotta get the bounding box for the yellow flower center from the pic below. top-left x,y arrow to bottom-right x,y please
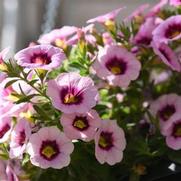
169,31 -> 180,39
54,39 -> 67,50
175,126 -> 181,137
110,66 -> 122,74
64,93 -> 78,104
134,15 -> 144,24
34,56 -> 48,65
98,136 -> 109,148
105,20 -> 115,31
7,94 -> 19,102
73,119 -> 87,129
0,64 -> 7,71
105,20 -> 115,26
41,146 -> 56,159
20,110 -> 33,122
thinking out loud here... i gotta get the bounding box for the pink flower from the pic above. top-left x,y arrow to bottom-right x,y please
170,0 -> 181,6
12,79 -> 34,96
14,45 -> 66,70
0,72 -> 7,82
0,78 -> 35,119
163,114 -> 181,150
146,0 -> 168,17
152,15 -> 181,45
0,47 -> 10,64
0,80 -> 33,118
133,17 -> 157,46
74,24 -> 97,45
92,45 -> 141,88
0,96 -> 32,119
27,126 -> 74,169
47,72 -> 99,113
9,119 -> 31,158
94,120 -> 126,165
0,78 -> 14,102
7,160 -> 29,181
150,70 -> 171,85
0,160 -> 7,180
38,26 -> 78,49
87,7 -> 125,24
60,109 -> 101,141
124,4 -> 149,22
0,160 -> 23,181
102,32 -> 114,45
152,42 -> 181,72
150,94 -> 181,135
0,77 -> 34,99
0,116 -> 13,143
6,163 -> 19,181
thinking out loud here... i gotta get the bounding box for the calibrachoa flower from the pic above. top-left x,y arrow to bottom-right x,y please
0,78 -> 35,119
146,0 -> 168,17
0,47 -> 9,63
152,15 -> 181,45
6,160 -> 29,181
163,114 -> 181,150
0,160 -> 7,180
170,0 -> 181,6
0,116 -> 13,143
9,119 -> 31,159
73,24 -> 97,46
87,7 -> 125,24
92,45 -> 141,88
14,45 -> 66,70
152,42 -> 181,72
124,3 -> 149,22
102,32 -> 114,45
0,160 -> 25,181
94,120 -> 126,165
27,126 -> 74,169
38,26 -> 78,49
150,70 -> 171,85
0,77 -> 34,99
1,1 -> 181,180
133,17 -> 157,46
0,102 -> 32,121
47,72 -> 99,113
0,47 -> 10,72
6,163 -> 19,181
60,109 -> 101,141
0,72 -> 7,82
0,78 -> 15,102
150,94 -> 181,135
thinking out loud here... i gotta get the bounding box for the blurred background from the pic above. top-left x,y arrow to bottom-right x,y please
0,0 -> 159,52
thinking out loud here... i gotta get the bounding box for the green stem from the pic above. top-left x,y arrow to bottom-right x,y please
20,76 -> 51,101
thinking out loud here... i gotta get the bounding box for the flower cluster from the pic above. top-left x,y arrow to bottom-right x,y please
0,1 -> 181,180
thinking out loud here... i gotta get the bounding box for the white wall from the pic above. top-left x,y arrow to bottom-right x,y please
0,0 -> 159,51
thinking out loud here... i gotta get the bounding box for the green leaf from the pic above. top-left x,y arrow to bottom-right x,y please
29,79 -> 39,86
4,79 -> 20,88
33,104 -> 54,121
15,94 -> 38,104
22,153 -> 30,166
